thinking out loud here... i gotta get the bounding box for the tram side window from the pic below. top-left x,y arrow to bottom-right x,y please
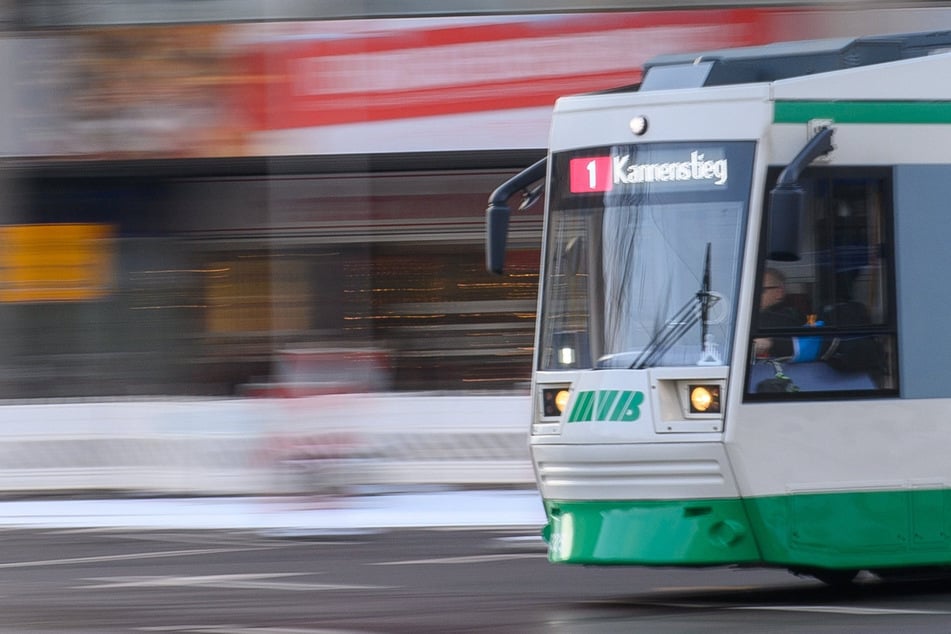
747,170 -> 898,398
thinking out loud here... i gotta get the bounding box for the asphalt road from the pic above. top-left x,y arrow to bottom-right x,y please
2,526 -> 951,633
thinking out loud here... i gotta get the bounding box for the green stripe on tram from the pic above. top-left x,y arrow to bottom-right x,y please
544,488 -> 951,569
774,100 -> 951,124
744,488 -> 951,570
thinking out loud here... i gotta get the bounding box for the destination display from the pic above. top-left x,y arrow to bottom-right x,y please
569,148 -> 730,193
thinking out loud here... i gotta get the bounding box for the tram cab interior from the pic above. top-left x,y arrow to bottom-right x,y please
746,167 -> 897,397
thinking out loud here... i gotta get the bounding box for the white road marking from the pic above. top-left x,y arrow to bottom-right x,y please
593,594 -> 951,615
0,547 -> 268,569
496,535 -> 544,543
196,630 -> 366,634
138,626 -> 367,633
373,552 -> 546,565
79,572 -> 390,592
136,626 -> 242,632
493,535 -> 547,552
728,605 -> 951,615
652,585 -> 761,593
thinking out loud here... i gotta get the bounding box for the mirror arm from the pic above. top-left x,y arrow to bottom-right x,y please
775,126 -> 835,188
485,158 -> 547,275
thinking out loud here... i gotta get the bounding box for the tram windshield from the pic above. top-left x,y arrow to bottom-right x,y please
539,141 -> 755,370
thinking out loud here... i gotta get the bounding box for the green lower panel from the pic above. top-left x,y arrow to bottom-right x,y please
543,498 -> 762,565
746,488 -> 951,570
545,489 -> 951,569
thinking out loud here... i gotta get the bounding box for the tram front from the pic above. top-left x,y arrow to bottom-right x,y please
487,30 -> 951,574
503,85 -> 774,566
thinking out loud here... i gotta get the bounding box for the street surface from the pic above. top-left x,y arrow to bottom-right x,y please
3,522 -> 951,633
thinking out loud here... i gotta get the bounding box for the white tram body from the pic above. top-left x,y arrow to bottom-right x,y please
487,32 -> 951,580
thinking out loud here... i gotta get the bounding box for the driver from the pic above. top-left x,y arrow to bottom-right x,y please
754,268 -> 805,359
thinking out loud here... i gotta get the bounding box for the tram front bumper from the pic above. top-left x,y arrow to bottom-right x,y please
543,497 -> 760,565
533,441 -> 761,565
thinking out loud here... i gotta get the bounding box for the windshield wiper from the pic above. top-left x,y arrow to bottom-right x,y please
630,243 -> 717,369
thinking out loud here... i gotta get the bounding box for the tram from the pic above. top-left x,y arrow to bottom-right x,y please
487,31 -> 951,583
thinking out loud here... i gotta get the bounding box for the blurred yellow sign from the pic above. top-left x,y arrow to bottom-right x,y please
0,224 -> 115,302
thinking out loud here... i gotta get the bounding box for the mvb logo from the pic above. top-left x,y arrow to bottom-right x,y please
567,390 -> 646,423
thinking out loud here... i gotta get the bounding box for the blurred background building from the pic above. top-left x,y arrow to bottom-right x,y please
0,0 -> 945,399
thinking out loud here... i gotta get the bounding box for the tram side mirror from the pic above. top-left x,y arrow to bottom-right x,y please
766,184 -> 803,261
765,125 -> 834,262
484,158 -> 548,275
486,202 -> 511,275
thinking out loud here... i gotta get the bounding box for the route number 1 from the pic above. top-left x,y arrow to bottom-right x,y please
569,156 -> 612,193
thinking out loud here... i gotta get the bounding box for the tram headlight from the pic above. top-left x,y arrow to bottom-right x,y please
542,387 -> 571,417
688,384 -> 721,414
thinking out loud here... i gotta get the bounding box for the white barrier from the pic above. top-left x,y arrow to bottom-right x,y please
0,394 -> 533,495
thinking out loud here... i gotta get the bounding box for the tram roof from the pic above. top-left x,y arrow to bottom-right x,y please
640,30 -> 951,91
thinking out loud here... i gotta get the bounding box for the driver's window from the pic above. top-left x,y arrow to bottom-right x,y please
746,169 -> 898,398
